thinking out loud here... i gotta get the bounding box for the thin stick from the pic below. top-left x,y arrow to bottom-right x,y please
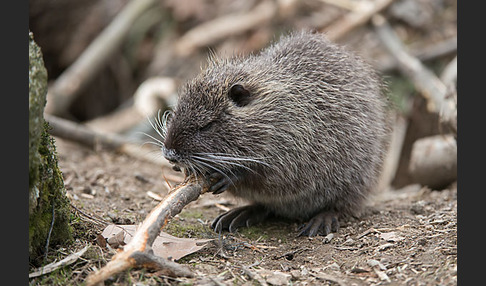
45,114 -> 171,168
29,245 -> 90,278
85,178 -> 206,285
70,203 -> 110,228
440,56 -> 458,87
323,0 -> 395,41
372,14 -> 452,117
439,56 -> 457,135
376,35 -> 457,72
46,0 -> 159,116
174,1 -> 276,56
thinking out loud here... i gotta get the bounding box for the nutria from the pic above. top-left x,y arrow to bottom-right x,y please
158,31 -> 390,236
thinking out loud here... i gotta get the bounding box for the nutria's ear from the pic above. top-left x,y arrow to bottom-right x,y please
228,84 -> 251,107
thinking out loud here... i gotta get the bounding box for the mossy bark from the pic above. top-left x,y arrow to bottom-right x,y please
29,31 -> 72,265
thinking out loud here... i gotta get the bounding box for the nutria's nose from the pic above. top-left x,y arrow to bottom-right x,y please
163,148 -> 179,163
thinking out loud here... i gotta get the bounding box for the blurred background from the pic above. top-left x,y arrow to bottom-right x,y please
29,0 -> 457,190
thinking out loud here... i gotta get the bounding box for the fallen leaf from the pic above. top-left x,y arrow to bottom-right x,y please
96,234 -> 106,248
106,228 -> 126,248
101,224 -> 213,260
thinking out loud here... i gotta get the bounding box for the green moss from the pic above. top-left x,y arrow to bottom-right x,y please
30,268 -> 74,286
164,209 -> 214,239
164,220 -> 210,238
178,209 -> 204,220
238,226 -> 269,241
29,124 -> 73,265
29,31 -> 48,214
383,73 -> 416,115
238,220 -> 292,244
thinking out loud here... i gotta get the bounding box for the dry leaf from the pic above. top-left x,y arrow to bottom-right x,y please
106,228 -> 126,248
101,224 -> 212,260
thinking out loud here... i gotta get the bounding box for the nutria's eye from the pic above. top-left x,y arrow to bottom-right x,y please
199,121 -> 214,131
228,84 -> 251,107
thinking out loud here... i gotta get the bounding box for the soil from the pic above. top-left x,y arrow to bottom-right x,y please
33,137 -> 457,285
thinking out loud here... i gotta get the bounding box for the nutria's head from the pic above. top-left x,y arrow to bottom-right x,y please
158,59 -> 273,177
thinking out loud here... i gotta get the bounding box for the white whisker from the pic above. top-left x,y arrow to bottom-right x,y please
140,132 -> 164,147
140,141 -> 163,148
192,158 -> 235,187
192,154 -> 255,173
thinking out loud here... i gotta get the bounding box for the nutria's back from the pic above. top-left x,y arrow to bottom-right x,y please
162,31 -> 390,235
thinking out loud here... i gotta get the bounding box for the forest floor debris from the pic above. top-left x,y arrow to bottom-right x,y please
29,138 -> 457,285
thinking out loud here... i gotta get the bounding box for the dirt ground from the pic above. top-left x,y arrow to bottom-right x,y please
31,137 -> 457,285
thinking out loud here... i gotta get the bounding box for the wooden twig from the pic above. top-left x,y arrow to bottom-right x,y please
440,56 -> 457,87
29,245 -> 90,278
174,0 -> 276,56
45,0 -> 159,116
439,56 -> 457,135
45,114 -> 170,168
376,35 -> 457,72
85,104 -> 147,135
85,178 -> 207,285
372,14 -> 454,120
322,0 -> 395,41
376,114 -> 408,192
413,36 -> 457,66
70,203 -> 111,228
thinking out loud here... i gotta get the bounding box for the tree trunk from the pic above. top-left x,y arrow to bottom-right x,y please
29,31 -> 72,265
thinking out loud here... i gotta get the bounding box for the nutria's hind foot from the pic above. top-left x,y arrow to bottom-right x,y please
212,205 -> 270,233
298,211 -> 340,237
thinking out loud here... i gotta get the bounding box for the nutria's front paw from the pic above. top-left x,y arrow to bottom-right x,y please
298,211 -> 340,237
206,172 -> 231,194
207,171 -> 242,194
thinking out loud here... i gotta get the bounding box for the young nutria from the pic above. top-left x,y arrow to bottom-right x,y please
158,31 -> 390,237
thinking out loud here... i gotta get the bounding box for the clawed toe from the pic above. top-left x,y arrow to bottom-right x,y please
207,172 -> 238,195
298,211 -> 339,237
212,205 -> 270,233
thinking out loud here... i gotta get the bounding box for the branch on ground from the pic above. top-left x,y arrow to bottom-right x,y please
84,178 -> 207,286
